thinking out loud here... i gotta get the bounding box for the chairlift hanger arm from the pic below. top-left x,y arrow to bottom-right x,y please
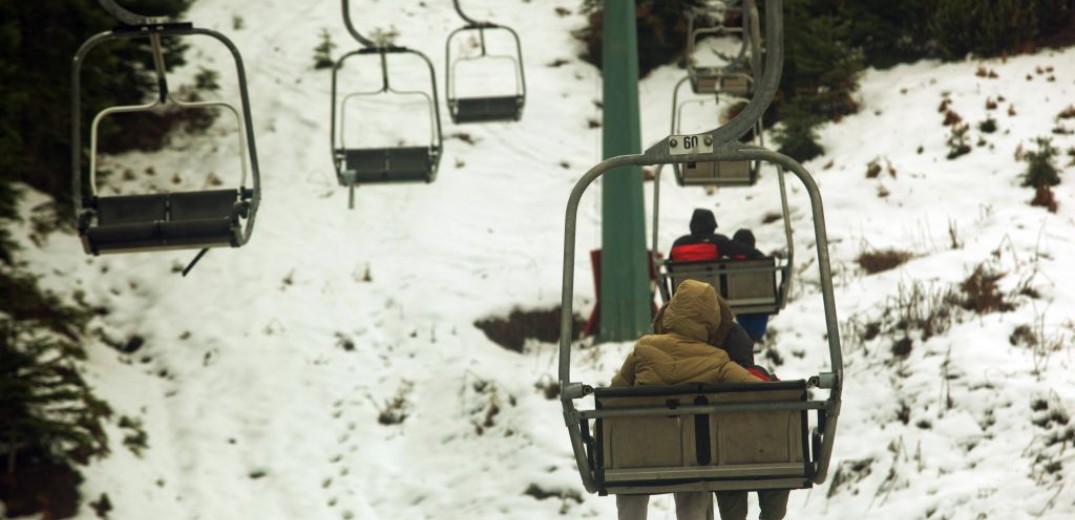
97,0 -> 168,25
341,0 -> 377,48
452,0 -> 497,28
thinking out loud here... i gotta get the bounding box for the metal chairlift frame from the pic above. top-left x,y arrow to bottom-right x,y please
444,0 -> 526,124
330,0 -> 444,209
559,0 -> 841,496
686,0 -> 761,97
668,74 -> 764,187
650,153 -> 795,317
71,0 -> 261,261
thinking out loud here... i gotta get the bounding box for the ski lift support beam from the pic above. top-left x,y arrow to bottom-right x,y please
558,0 -> 842,494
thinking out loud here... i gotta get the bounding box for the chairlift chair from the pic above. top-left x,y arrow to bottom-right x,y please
560,0 -> 841,498
330,47 -> 444,186
72,7 -> 261,258
444,1 -> 526,124
686,1 -> 759,97
669,75 -> 762,188
562,145 -> 840,497
330,0 -> 444,209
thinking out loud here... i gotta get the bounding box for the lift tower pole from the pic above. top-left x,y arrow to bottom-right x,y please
598,0 -> 650,342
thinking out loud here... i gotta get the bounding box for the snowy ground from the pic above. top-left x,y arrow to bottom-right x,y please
9,0 -> 1075,519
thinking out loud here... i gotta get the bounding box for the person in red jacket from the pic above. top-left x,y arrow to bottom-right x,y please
670,209 -> 755,263
669,209 -> 730,262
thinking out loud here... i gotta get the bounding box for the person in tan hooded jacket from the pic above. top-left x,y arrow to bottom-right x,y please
611,279 -> 759,520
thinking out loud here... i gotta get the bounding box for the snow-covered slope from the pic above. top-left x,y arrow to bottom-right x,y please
11,1 -> 1075,518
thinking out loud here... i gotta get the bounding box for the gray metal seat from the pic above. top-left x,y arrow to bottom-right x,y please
681,158 -> 757,187
338,146 -> 435,184
450,95 -> 523,123
158,189 -> 243,249
666,257 -> 780,315
81,189 -> 245,255
593,382 -> 812,495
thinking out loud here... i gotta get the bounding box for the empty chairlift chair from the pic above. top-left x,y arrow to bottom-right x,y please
444,26 -> 525,123
331,47 -> 443,187
72,8 -> 261,257
444,0 -> 525,124
675,0 -> 763,187
686,1 -> 757,97
330,1 -> 443,210
668,76 -> 763,188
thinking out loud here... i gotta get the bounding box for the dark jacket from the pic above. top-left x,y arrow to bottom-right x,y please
670,209 -> 731,261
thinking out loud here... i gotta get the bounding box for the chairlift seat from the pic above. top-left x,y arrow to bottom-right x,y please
680,159 -> 758,187
666,257 -> 780,314
81,189 -> 245,255
593,381 -> 812,495
719,76 -> 753,97
337,147 -> 435,184
690,67 -> 753,97
450,95 -> 523,124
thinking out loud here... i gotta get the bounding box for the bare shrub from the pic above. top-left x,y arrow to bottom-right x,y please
1013,316 -> 1068,375
857,249 -> 913,274
826,458 -> 874,498
942,109 -> 963,126
959,265 -> 1014,313
883,281 -> 958,343
373,380 -> 413,425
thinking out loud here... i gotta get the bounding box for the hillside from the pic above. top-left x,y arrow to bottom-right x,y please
7,0 -> 1075,519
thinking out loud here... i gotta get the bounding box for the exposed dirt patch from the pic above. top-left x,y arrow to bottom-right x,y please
475,306 -> 585,352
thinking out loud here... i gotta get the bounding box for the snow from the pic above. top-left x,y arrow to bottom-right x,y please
9,0 -> 1075,519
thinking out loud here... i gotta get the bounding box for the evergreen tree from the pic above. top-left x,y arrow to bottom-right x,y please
0,320 -> 112,473
313,28 -> 336,70
837,0 -> 937,69
771,99 -> 824,162
780,0 -> 864,121
575,0 -> 707,77
1022,137 -> 1061,188
931,0 -> 1072,59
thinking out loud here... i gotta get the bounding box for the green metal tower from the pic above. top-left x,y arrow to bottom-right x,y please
598,0 -> 651,342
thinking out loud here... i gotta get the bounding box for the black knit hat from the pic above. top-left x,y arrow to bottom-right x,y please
733,228 -> 756,248
689,209 -> 717,236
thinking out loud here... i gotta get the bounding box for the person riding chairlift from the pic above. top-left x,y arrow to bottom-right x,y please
669,209 -> 770,342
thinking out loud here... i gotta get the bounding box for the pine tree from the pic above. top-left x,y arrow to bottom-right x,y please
1022,137 -> 1061,188
0,320 -> 112,473
313,29 -> 336,70
574,0 -> 707,76
772,99 -> 824,162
